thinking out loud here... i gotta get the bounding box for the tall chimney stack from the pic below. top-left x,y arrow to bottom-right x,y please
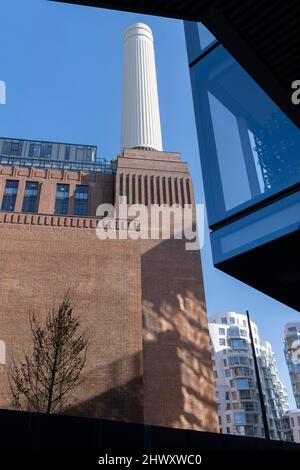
121,23 -> 163,152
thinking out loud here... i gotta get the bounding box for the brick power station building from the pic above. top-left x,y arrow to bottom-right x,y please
0,23 -> 218,433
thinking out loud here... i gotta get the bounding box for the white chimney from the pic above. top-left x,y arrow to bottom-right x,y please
121,23 -> 163,152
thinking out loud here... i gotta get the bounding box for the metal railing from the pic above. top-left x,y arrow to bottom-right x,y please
0,154 -> 116,174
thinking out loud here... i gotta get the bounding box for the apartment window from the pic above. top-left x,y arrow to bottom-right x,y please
239,390 -> 251,400
218,416 -> 222,425
213,371 -> 218,378
226,427 -> 230,434
231,339 -> 248,350
230,380 -> 235,388
225,391 -> 230,401
212,359 -> 215,367
65,146 -> 71,161
223,359 -> 227,366
219,328 -> 225,335
226,415 -> 231,423
226,403 -> 231,410
73,185 -> 89,216
236,378 -> 249,390
240,329 -> 247,337
234,412 -> 246,426
297,416 -> 300,426
288,327 -> 297,333
219,338 -> 226,346
225,369 -> 231,377
228,356 -> 239,366
221,317 -> 227,324
232,391 -> 238,400
242,320 -> 246,327
54,184 -> 69,215
244,402 -> 255,411
291,417 -> 294,427
2,140 -> 23,156
229,327 -> 239,337
22,182 -> 39,213
215,391 -> 219,399
1,180 -> 19,211
229,317 -> 235,324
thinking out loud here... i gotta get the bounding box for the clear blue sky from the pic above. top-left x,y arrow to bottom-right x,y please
1,0 -> 299,406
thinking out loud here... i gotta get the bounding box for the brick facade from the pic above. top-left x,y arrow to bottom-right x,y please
0,149 -> 218,432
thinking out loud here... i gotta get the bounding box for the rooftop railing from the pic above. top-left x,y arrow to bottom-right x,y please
0,154 -> 116,174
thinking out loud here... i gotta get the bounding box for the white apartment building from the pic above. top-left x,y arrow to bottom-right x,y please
209,311 -> 289,440
284,322 -> 300,409
281,409 -> 300,443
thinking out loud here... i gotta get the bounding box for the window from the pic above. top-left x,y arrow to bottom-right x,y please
297,416 -> 300,426
221,317 -> 227,324
22,182 -> 39,213
218,416 -> 222,425
2,140 -> 23,156
291,417 -> 294,427
76,146 -> 85,161
226,427 -> 230,434
231,339 -> 248,350
234,412 -> 246,426
29,142 -> 52,159
242,320 -> 246,327
228,356 -> 239,366
213,370 -> 218,378
244,402 -> 255,411
229,317 -> 235,324
1,180 -> 19,211
73,185 -> 89,216
226,415 -> 231,423
239,390 -> 251,400
240,329 -> 247,337
219,338 -> 226,346
223,359 -> 227,366
229,327 -> 239,337
65,146 -> 71,161
54,184 -> 69,215
226,403 -> 231,410
225,391 -> 230,401
219,328 -> 225,335
225,369 -> 231,377
236,378 -> 249,390
232,391 -> 237,400
215,391 -> 219,399
288,327 -> 297,333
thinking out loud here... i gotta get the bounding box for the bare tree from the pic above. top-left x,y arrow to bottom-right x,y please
9,291 -> 88,414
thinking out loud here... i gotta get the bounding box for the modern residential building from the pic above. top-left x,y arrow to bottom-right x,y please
281,409 -> 300,444
209,312 -> 289,440
284,322 -> 300,409
0,23 -> 218,433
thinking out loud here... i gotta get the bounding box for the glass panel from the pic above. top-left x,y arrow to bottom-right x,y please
191,45 -> 300,224
197,23 -> 217,51
184,21 -> 217,64
54,184 -> 69,215
73,185 -> 89,216
1,180 -> 19,211
22,182 -> 39,213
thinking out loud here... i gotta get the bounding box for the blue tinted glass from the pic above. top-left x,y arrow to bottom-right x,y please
1,179 -> 19,211
22,181 -> 39,213
55,184 -> 69,215
190,45 -> 300,224
184,21 -> 217,64
74,185 -> 89,216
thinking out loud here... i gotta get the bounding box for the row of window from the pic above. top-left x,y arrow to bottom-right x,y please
1,140 -> 94,162
1,180 -> 89,216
